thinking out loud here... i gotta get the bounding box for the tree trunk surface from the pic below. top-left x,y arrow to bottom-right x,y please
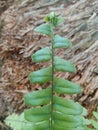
0,0 -> 98,129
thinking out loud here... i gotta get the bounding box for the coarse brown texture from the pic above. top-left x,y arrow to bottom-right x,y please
0,0 -> 98,129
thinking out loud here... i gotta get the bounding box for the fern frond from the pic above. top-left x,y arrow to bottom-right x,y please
5,113 -> 29,130
5,12 -> 89,130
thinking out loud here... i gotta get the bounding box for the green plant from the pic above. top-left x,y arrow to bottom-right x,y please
5,12 -> 88,130
5,113 -> 29,130
90,108 -> 98,130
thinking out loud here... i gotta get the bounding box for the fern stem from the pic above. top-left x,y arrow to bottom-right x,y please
50,28 -> 54,130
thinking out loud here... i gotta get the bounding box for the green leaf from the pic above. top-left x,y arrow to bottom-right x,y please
22,121 -> 50,130
53,35 -> 72,48
53,95 -> 83,115
25,105 -> 50,122
44,12 -> 64,27
24,87 -> 51,106
29,67 -> 52,84
82,107 -> 88,116
32,47 -> 51,62
54,56 -> 76,73
5,112 -> 50,130
54,120 -> 82,128
90,119 -> 98,129
53,125 -> 84,130
83,118 -> 91,125
90,111 -> 98,130
54,77 -> 82,94
53,112 -> 83,123
5,113 -> 30,130
84,127 -> 94,130
93,111 -> 98,120
34,23 -> 52,35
